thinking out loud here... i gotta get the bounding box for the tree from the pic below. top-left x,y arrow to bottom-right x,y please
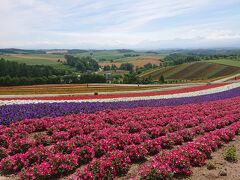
123,73 -> 139,84
79,74 -> 106,83
103,65 -> 111,71
159,75 -> 165,83
64,55 -> 99,72
143,63 -> 153,69
120,63 -> 134,72
111,64 -> 117,71
141,76 -> 154,84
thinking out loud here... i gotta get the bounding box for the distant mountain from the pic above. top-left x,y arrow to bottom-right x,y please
0,48 -> 46,54
0,48 -> 137,55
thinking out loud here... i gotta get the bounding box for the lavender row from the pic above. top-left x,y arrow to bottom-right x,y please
1,87 -> 240,125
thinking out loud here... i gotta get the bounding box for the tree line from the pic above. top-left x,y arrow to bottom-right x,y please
162,53 -> 201,66
0,74 -> 106,86
103,63 -> 134,72
0,58 -> 65,77
0,58 -> 106,86
200,54 -> 240,60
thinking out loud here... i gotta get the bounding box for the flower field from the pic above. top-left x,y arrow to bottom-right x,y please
0,82 -> 240,179
0,83 -> 226,101
0,84 -> 171,95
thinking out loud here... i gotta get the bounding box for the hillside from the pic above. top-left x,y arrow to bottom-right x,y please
140,62 -> 240,81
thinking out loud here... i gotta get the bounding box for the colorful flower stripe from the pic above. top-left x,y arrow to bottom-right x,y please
0,83 -> 239,106
0,83 -> 227,101
0,86 -> 240,125
0,97 -> 239,179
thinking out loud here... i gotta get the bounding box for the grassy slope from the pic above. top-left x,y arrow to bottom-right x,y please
140,62 -> 240,81
0,56 -> 58,65
207,59 -> 240,68
0,54 -> 75,71
0,54 -> 64,65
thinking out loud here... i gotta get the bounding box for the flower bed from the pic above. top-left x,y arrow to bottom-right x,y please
0,96 -> 240,179
0,83 -> 227,101
1,87 -> 240,125
0,84 -> 169,96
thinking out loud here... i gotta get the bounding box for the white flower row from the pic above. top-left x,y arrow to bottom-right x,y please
0,83 -> 239,106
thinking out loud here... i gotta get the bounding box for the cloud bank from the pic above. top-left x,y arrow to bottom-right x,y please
0,0 -> 240,49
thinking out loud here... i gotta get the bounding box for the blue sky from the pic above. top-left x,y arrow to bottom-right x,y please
0,0 -> 240,49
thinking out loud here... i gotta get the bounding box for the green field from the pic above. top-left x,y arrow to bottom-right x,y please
0,51 -> 145,64
0,54 -> 75,72
0,54 -> 64,65
207,59 -> 240,68
140,62 -> 240,81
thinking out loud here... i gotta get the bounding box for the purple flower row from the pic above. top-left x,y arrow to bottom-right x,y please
1,87 -> 240,125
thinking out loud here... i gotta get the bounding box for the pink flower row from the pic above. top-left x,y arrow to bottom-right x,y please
0,120 -> 239,180
139,122 -> 240,179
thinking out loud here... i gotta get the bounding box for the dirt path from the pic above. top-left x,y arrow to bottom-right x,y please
190,135 -> 240,180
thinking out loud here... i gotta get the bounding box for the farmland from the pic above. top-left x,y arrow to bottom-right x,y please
0,82 -> 240,180
140,62 -> 240,81
99,56 -> 162,68
0,51 -> 164,68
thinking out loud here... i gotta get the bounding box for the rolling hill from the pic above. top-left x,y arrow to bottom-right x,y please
140,62 -> 240,81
